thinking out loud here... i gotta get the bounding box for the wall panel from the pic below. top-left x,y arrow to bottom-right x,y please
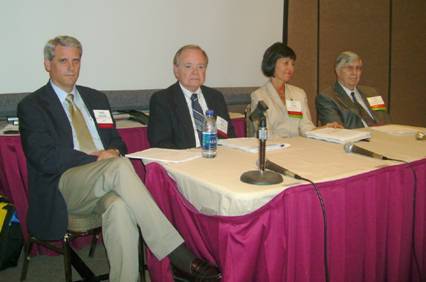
318,0 -> 390,107
390,0 -> 426,126
287,0 -> 319,122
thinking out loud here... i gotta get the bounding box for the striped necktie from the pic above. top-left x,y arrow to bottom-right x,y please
66,94 -> 97,153
191,93 -> 205,142
350,92 -> 376,126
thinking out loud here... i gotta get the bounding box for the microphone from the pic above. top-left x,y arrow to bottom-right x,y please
249,101 -> 268,122
343,143 -> 388,160
261,159 -> 303,179
415,131 -> 426,140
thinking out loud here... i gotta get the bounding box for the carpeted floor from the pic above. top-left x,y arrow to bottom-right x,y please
0,245 -> 116,281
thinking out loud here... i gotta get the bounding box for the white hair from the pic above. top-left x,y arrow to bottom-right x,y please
335,51 -> 361,72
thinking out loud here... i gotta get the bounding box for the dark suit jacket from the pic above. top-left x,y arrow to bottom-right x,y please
148,82 -> 235,149
17,82 -> 127,240
316,82 -> 391,129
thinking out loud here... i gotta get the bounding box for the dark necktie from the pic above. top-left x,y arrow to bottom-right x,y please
350,92 -> 376,126
191,93 -> 205,142
66,94 -> 97,153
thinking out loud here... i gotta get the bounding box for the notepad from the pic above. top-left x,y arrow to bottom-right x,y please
218,137 -> 289,153
305,128 -> 371,144
0,123 -> 19,135
369,124 -> 424,136
126,148 -> 201,164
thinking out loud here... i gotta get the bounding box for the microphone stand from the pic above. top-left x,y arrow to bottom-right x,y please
240,116 -> 283,185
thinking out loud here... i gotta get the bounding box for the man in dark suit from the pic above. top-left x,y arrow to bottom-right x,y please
148,45 -> 235,149
316,51 -> 391,129
18,36 -> 220,282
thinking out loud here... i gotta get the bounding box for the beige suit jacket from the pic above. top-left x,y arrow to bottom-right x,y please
251,81 -> 315,138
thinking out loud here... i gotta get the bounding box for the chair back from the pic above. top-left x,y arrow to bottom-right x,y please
244,104 -> 256,137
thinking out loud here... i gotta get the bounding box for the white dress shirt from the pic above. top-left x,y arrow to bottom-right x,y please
339,82 -> 374,127
179,83 -> 208,147
51,81 -> 104,151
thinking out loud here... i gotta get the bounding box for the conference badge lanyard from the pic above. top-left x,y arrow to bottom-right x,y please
286,100 -> 303,119
93,110 -> 114,128
367,96 -> 386,111
216,116 -> 228,138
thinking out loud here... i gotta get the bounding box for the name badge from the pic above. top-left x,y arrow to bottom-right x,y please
93,110 -> 114,128
216,116 -> 229,138
367,96 -> 386,111
286,100 -> 303,119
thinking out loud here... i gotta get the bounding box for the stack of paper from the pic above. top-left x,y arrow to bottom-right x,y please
370,124 -> 424,136
218,137 -> 289,153
305,128 -> 371,144
126,148 -> 201,164
0,123 -> 19,135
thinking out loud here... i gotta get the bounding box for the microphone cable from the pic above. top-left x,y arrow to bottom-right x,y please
265,162 -> 330,282
296,175 -> 330,282
385,157 -> 423,281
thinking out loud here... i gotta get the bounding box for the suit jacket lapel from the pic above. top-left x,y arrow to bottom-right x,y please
202,87 -> 214,110
334,82 -> 356,110
172,82 -> 197,144
266,81 -> 287,117
42,82 -> 74,147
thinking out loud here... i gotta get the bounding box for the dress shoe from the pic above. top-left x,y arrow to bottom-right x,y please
190,258 -> 221,281
172,258 -> 221,281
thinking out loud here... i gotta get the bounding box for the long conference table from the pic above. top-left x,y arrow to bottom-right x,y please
140,127 -> 426,282
1,119 -> 425,281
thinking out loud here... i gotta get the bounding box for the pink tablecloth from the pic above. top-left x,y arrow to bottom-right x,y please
143,161 -> 426,282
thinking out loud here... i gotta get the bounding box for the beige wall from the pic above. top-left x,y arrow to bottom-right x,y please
288,0 -> 426,127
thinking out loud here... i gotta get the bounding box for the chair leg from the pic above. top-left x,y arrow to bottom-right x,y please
63,234 -> 73,282
139,230 -> 148,282
88,231 -> 99,258
20,238 -> 34,281
139,240 -> 145,282
22,232 -> 108,282
66,233 -> 100,281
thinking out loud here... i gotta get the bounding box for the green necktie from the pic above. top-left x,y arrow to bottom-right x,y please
66,94 -> 97,153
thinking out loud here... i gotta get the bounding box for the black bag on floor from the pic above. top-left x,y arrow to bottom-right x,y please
0,194 -> 23,271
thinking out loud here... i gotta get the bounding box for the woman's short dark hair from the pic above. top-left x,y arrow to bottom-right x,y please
261,42 -> 296,77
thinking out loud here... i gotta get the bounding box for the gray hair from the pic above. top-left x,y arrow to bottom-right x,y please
173,44 -> 209,66
44,35 -> 82,61
335,51 -> 361,72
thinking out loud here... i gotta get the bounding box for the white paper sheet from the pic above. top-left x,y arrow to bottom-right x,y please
126,148 -> 201,164
305,128 -> 371,144
218,137 -> 290,153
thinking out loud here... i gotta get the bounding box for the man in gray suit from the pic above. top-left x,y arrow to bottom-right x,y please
316,51 -> 391,129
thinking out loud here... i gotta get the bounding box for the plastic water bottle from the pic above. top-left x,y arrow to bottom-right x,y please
202,109 -> 217,158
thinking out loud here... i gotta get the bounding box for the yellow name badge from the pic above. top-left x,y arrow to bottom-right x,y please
286,100 -> 303,119
367,96 -> 386,111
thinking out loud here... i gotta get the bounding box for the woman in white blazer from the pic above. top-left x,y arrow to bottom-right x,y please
251,43 -> 339,138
